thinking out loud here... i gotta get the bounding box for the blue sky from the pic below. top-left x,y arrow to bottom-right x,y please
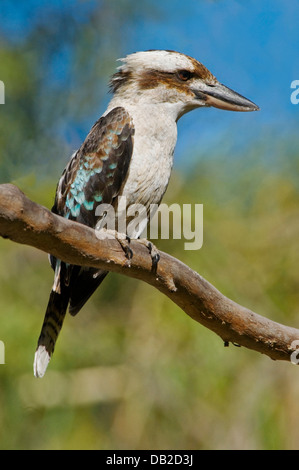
126,0 -> 299,163
1,0 -> 298,168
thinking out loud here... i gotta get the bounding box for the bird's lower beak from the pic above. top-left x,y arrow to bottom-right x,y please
194,82 -> 259,112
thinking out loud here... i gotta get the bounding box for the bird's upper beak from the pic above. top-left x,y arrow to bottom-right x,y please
192,81 -> 259,112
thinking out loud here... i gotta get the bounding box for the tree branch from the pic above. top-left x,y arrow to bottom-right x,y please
0,183 -> 298,364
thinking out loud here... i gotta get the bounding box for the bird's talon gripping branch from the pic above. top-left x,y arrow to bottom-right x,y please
107,230 -> 133,260
97,228 -> 133,260
118,234 -> 133,261
138,239 -> 160,272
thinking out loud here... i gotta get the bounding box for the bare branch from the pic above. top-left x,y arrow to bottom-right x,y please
0,183 -> 299,364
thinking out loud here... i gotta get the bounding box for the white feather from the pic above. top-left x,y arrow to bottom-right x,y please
33,345 -> 50,378
118,50 -> 196,74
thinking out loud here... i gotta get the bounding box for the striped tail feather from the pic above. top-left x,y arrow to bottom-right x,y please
34,263 -> 108,377
34,288 -> 70,377
34,261 -> 70,378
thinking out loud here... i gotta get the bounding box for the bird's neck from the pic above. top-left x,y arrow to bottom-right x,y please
105,95 -> 179,155
106,89 -> 187,123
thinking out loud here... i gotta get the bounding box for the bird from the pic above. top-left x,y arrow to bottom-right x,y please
34,50 -> 259,377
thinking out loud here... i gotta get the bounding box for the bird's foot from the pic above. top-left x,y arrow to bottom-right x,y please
137,238 -> 160,272
116,234 -> 133,261
97,229 -> 160,270
97,228 -> 133,261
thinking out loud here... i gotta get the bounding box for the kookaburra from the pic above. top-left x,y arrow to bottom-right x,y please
34,50 -> 259,377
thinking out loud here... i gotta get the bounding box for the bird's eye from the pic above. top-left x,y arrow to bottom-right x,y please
177,70 -> 193,81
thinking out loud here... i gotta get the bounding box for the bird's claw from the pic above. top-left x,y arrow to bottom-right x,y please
119,235 -> 133,260
97,228 -> 133,261
100,229 -> 160,270
137,239 -> 160,273
147,241 -> 160,272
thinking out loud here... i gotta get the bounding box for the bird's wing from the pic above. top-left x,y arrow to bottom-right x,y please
51,106 -> 134,314
53,106 -> 134,226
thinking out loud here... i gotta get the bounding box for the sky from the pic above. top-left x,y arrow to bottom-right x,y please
128,0 -> 299,163
0,0 -> 298,169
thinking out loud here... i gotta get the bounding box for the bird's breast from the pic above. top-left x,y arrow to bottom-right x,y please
120,108 -> 177,209
121,141 -> 175,212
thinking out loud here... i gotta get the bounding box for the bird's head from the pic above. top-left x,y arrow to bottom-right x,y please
110,50 -> 259,119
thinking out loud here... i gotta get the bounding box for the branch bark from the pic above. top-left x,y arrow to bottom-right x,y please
0,183 -> 299,364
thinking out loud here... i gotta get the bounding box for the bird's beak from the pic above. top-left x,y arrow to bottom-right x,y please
193,81 -> 259,112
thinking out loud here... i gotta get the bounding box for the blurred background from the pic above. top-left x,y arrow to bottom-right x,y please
1,0 -> 299,450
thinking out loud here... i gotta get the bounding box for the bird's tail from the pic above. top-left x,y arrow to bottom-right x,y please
34,263 -> 70,378
34,262 -> 108,377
